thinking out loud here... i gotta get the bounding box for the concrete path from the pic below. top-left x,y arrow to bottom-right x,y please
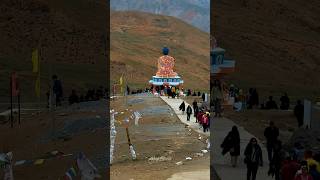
212,117 -> 273,180
160,96 -> 210,136
167,170 -> 210,180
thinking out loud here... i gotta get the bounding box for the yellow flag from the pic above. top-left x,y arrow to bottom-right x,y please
35,75 -> 40,97
120,76 -> 123,93
119,76 -> 123,85
32,49 -> 39,73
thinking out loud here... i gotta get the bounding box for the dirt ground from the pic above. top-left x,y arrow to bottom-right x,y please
0,101 -> 107,179
224,108 -> 298,145
110,95 -> 210,180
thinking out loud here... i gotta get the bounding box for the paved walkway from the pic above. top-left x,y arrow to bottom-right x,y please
160,96 -> 210,136
212,117 -> 273,180
167,170 -> 210,180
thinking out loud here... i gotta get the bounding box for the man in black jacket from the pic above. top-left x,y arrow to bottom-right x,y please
186,105 -> 192,121
264,121 -> 279,163
266,96 -> 278,110
294,100 -> 304,127
244,138 -> 263,180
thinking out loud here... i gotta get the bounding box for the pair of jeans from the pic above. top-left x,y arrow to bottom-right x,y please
247,162 -> 259,180
187,113 -> 191,121
267,142 -> 275,162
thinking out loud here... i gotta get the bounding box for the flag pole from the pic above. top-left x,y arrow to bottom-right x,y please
10,75 -> 13,128
18,91 -> 20,125
38,39 -> 41,115
125,65 -> 128,109
125,127 -> 131,146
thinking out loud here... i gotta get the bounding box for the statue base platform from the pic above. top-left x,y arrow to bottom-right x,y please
149,75 -> 184,86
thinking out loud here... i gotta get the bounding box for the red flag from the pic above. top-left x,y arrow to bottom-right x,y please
11,72 -> 19,97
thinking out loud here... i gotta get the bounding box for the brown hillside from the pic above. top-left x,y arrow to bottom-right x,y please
0,0 -> 107,103
110,11 -> 210,91
213,0 -> 320,101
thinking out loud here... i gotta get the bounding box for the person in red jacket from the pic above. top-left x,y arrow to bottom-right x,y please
281,156 -> 300,180
294,164 -> 313,180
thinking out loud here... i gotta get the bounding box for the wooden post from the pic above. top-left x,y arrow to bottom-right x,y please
18,93 -> 20,125
125,127 -> 131,146
10,76 -> 13,128
38,39 -> 41,114
112,84 -> 115,101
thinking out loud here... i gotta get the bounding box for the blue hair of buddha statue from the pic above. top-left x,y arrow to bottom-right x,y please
162,47 -> 169,55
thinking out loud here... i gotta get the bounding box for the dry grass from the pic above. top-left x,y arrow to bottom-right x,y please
213,0 -> 320,100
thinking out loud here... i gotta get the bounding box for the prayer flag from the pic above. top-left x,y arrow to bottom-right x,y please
34,159 -> 44,165
76,152 -> 100,179
119,76 -> 123,85
120,76 -> 123,94
11,72 -> 19,97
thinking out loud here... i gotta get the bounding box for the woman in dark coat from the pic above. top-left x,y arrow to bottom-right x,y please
186,105 -> 192,121
244,138 -> 263,180
221,126 -> 241,167
179,101 -> 186,114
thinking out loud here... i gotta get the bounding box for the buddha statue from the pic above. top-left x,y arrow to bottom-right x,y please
156,47 -> 177,77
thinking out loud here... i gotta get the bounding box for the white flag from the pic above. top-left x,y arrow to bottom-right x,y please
2,152 -> 13,180
134,111 -> 142,126
110,110 -> 117,164
129,145 -> 136,160
77,153 -> 101,180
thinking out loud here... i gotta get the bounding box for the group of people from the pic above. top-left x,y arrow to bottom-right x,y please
46,75 -> 107,107
221,121 -> 320,180
261,93 -> 290,110
68,86 -> 106,105
151,85 -> 206,101
228,84 -> 305,128
178,99 -> 210,133
221,125 -> 263,180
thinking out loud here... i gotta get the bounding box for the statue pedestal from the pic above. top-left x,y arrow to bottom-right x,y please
149,76 -> 184,86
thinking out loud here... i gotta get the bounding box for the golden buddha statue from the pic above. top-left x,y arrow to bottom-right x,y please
156,47 -> 177,77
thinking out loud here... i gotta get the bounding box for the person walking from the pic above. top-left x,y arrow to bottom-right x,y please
202,112 -> 209,132
280,92 -> 290,110
264,121 -> 279,163
244,138 -> 263,180
192,99 -> 198,110
294,162 -> 314,180
176,88 -> 180,99
221,126 -> 241,167
179,101 -> 186,114
202,93 -> 205,102
52,75 -> 63,107
294,100 -> 304,127
186,105 -> 192,121
194,105 -> 199,122
211,80 -> 223,117
268,140 -> 283,180
265,96 -> 278,109
167,87 -> 172,98
281,155 -> 300,180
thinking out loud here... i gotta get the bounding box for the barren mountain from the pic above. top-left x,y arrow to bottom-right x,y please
212,0 -> 320,100
110,0 -> 210,32
110,11 -> 210,91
